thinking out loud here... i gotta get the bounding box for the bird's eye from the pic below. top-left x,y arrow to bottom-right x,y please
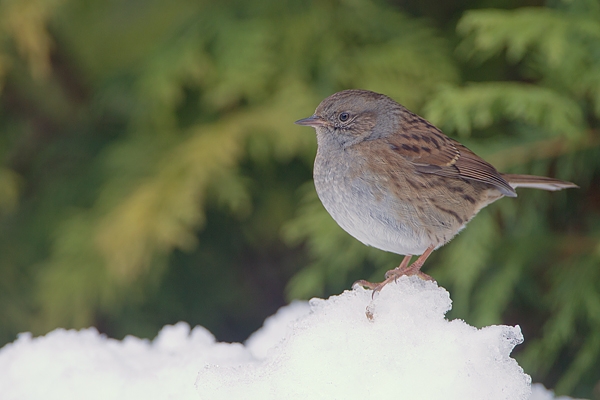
338,112 -> 350,122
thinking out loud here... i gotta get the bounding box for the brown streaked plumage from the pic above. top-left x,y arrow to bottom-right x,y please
295,89 -> 577,292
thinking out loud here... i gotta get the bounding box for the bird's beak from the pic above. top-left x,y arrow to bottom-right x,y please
294,115 -> 327,127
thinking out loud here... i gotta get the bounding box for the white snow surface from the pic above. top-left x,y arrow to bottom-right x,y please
0,276 -> 581,399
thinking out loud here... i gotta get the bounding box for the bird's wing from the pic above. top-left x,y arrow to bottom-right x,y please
385,113 -> 516,197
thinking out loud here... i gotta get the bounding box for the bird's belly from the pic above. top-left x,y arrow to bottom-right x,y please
314,169 -> 435,256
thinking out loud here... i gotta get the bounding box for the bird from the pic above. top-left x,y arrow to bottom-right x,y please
295,89 -> 578,292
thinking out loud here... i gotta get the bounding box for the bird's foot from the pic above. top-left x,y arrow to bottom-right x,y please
355,253 -> 415,294
353,268 -> 434,297
353,247 -> 436,297
353,275 -> 397,295
352,279 -> 380,291
386,267 -> 435,282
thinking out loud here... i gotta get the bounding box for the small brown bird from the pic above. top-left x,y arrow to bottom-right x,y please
295,89 -> 577,291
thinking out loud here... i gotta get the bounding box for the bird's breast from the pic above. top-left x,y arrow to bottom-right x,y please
313,146 -> 434,255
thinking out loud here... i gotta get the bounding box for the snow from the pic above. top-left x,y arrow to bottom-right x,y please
0,276 -> 582,399
530,384 -> 586,400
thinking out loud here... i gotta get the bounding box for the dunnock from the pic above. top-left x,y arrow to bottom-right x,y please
295,89 -> 577,291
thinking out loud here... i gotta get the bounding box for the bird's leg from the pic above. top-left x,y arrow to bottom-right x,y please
402,245 -> 435,281
353,245 -> 436,294
384,254 -> 413,278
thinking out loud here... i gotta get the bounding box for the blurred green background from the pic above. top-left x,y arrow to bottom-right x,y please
1,0 -> 599,397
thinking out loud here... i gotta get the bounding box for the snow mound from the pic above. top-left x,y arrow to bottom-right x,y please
197,276 -> 530,399
0,276 -> 567,400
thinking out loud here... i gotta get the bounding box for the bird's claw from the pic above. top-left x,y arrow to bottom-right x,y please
353,269 -> 435,298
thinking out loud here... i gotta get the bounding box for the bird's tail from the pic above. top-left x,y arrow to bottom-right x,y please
502,174 -> 578,191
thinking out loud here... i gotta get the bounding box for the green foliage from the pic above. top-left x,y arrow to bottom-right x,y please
425,83 -> 584,138
458,5 -> 600,117
0,0 -> 60,82
0,0 -> 598,397
0,168 -> 20,214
